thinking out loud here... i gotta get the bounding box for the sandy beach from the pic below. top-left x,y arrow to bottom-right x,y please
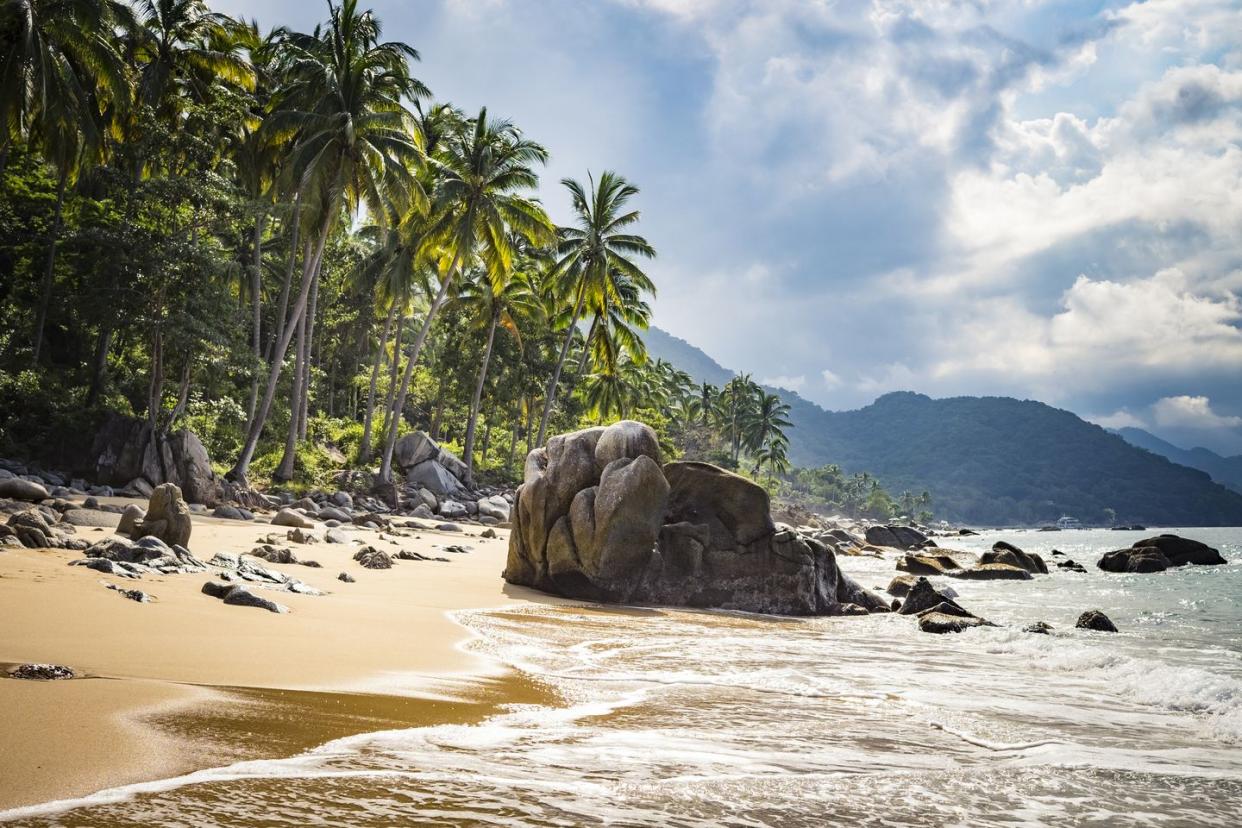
0,500 -> 557,812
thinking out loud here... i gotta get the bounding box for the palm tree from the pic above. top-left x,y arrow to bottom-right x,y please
377,106 -> 554,483
129,0 -> 254,118
744,390 -> 792,460
229,0 -> 426,486
453,247 -> 544,480
536,170 -> 655,447
0,0 -> 130,166
0,0 -> 131,361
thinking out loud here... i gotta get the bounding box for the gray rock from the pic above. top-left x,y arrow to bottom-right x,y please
919,607 -> 992,634
338,571 -> 356,583
330,491 -> 353,508
897,578 -> 966,616
0,478 -> 49,501
271,508 -> 315,529
353,546 -> 394,569
504,425 -> 887,615
410,504 -> 434,520
438,499 -> 468,519
1076,610 -> 1118,632
221,586 -> 288,613
865,524 -> 929,550
318,506 -> 352,523
209,552 -> 240,569
476,495 -> 510,522
286,528 -> 319,544
61,509 -> 120,528
9,663 -> 74,680
325,528 -> 351,544
70,557 -> 141,578
1024,621 -> 1054,634
405,459 -> 467,498
983,541 -> 1048,574
212,505 -> 247,521
132,484 -> 192,548
435,523 -> 462,533
105,583 -> 151,602
393,431 -> 441,471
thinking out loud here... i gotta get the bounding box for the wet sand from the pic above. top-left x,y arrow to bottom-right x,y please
0,502 -> 562,812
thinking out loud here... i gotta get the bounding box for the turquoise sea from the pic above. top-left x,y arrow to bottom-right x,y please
4,528 -> 1241,826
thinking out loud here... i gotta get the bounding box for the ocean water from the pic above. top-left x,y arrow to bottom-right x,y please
5,528 -> 1242,827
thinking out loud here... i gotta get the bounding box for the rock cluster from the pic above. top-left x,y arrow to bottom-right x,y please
1097,534 -> 1226,573
131,483 -> 193,548
91,413 -> 223,506
504,421 -> 887,616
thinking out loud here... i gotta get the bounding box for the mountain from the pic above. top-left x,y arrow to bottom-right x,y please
1114,427 -> 1242,493
645,326 -> 735,387
645,326 -> 1242,526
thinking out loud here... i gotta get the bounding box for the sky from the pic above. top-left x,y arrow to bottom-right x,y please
213,0 -> 1242,455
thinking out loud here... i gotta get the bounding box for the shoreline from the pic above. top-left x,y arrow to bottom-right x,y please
0,499 -> 563,813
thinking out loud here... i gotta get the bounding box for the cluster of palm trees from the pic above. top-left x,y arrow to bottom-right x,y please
2,0 -> 668,486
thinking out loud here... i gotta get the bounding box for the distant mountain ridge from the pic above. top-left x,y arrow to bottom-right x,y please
644,326 -> 1242,526
1114,427 -> 1242,494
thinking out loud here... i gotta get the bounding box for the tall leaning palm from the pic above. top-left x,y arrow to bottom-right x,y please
228,0 -> 426,486
536,171 -> 655,447
377,107 -> 553,483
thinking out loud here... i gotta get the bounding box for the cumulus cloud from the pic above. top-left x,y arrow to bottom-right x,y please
1152,396 -> 1242,430
1091,409 -> 1147,430
760,374 -> 806,393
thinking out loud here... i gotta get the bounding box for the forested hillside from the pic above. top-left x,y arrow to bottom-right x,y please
1115,428 -> 1242,494
645,329 -> 1242,526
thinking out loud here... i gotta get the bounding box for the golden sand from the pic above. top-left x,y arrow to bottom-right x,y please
0,503 -> 561,811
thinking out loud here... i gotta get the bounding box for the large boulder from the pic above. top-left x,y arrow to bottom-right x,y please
865,524 -> 928,550
132,483 -> 192,548
90,414 -> 222,506
982,541 -> 1048,574
504,421 -> 887,615
1097,534 -> 1225,573
0,478 -> 49,501
393,431 -> 441,472
405,459 -> 468,498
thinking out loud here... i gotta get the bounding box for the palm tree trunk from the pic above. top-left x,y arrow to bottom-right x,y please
246,214 -> 266,422
378,257 -> 458,482
87,325 -> 112,405
229,211 -> 331,488
575,316 -> 598,376
274,302 -> 308,482
379,313 -> 403,446
298,261 -> 321,441
462,309 -> 500,482
31,168 -> 68,364
358,300 -> 397,462
265,195 -> 300,365
507,406 -> 520,471
536,289 -> 586,447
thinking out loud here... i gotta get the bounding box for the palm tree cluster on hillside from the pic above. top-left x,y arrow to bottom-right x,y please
0,0 -> 715,488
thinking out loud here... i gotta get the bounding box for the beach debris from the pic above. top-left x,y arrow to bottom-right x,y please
1097,534 -> 1225,573
104,583 -> 152,602
1076,610 -> 1118,632
8,663 -> 74,680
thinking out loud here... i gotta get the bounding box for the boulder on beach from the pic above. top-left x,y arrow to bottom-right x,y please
896,552 -> 962,576
919,605 -> 991,634
897,578 -> 966,616
90,413 -> 222,506
0,477 -> 49,501
271,508 -> 314,529
504,421 -> 888,615
132,484 -> 192,548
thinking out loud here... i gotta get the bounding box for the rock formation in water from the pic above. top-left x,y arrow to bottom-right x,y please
504,421 -> 888,615
1097,534 -> 1226,573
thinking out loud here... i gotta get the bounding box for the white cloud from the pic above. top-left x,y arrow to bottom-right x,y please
1090,409 -> 1147,430
760,374 -> 805,393
1152,395 -> 1242,430
821,368 -> 843,389
857,362 -> 916,395
931,269 -> 1242,392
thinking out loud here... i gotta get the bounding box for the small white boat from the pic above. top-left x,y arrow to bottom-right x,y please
1056,515 -> 1082,530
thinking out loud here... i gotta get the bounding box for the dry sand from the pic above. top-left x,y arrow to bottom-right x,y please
0,501 -> 560,812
